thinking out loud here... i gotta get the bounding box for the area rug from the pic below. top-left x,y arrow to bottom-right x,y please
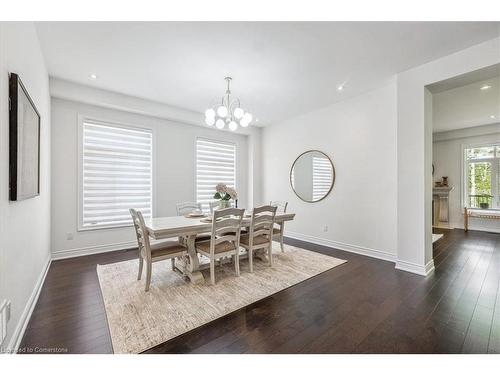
96,243 -> 346,353
432,233 -> 444,243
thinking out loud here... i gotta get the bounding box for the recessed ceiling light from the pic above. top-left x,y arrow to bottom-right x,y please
337,85 -> 344,92
490,115 -> 496,119
255,118 -> 259,123
480,84 -> 492,90
89,74 -> 98,80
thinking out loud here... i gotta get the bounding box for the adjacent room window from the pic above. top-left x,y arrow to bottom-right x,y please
312,155 -> 333,201
465,145 -> 500,210
80,120 -> 153,230
196,138 -> 236,212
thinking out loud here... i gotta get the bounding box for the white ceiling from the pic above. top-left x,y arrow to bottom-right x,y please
35,22 -> 500,126
428,63 -> 500,93
433,74 -> 500,133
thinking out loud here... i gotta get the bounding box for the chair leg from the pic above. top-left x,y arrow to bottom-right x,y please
171,258 -> 175,271
210,257 -> 215,285
235,252 -> 240,276
268,244 -> 273,267
280,232 -> 285,252
145,261 -> 152,292
248,248 -> 253,273
137,257 -> 144,280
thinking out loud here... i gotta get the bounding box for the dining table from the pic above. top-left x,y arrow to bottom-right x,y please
144,211 -> 296,284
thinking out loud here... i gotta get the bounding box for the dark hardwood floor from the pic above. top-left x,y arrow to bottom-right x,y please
20,228 -> 500,353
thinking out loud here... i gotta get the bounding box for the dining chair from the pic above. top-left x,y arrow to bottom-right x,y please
176,201 -> 202,216
240,205 -> 277,272
270,201 -> 288,252
129,209 -> 187,291
195,207 -> 245,285
176,201 -> 211,244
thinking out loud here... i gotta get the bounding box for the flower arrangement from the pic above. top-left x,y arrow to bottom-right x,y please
214,183 -> 237,202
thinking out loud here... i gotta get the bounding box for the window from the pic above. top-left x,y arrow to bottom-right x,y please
465,145 -> 500,210
196,138 -> 236,212
312,155 -> 333,201
79,120 -> 153,230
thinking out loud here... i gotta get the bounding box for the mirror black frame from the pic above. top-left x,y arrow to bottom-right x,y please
289,150 -> 335,203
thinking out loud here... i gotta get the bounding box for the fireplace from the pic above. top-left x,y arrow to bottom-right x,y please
433,186 -> 453,228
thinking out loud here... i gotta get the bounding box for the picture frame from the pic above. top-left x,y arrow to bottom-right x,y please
9,73 -> 41,201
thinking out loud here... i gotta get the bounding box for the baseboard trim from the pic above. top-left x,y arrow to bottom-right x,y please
52,240 -> 137,260
285,231 -> 396,263
6,255 -> 51,353
450,221 -> 500,234
395,259 -> 435,277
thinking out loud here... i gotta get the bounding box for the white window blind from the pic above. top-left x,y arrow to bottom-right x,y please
312,156 -> 333,201
80,121 -> 153,229
196,138 -> 236,212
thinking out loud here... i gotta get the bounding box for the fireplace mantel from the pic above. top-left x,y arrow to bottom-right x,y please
433,186 -> 453,196
433,186 -> 454,227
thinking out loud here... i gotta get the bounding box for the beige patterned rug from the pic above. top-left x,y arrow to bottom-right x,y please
96,243 -> 346,353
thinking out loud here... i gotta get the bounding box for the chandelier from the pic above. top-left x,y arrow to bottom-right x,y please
205,77 -> 253,131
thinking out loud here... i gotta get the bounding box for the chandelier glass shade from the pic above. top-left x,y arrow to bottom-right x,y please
205,77 -> 252,130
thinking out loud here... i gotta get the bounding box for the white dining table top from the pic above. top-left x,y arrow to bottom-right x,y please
144,212 -> 295,239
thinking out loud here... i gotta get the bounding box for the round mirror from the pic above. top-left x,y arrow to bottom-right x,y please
290,150 -> 335,202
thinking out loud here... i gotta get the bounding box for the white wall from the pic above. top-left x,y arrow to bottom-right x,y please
51,97 -> 249,259
433,124 -> 500,232
0,22 -> 51,351
49,77 -> 203,128
397,36 -> 500,276
262,80 -> 398,261
247,128 -> 263,208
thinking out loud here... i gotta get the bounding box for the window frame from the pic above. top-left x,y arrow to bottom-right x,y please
77,115 -> 155,231
462,141 -> 500,211
194,137 -> 238,212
